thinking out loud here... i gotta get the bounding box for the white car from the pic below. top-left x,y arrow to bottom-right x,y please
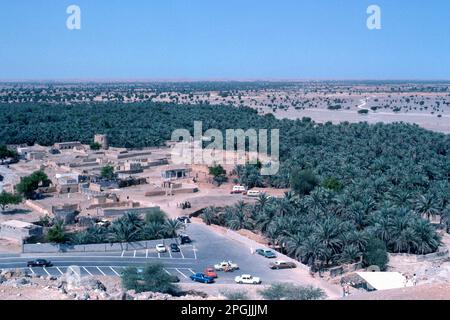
214,261 -> 239,271
246,190 -> 261,197
235,274 -> 261,284
231,185 -> 246,194
156,244 -> 166,253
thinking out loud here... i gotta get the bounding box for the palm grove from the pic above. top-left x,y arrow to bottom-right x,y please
1,102 -> 449,271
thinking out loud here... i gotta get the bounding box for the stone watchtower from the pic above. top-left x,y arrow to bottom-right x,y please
94,134 -> 109,150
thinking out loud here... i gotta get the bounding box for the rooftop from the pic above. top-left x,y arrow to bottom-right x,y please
1,220 -> 37,229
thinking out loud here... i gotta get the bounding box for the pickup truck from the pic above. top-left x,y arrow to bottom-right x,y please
214,261 -> 239,271
190,273 -> 215,284
235,274 -> 261,284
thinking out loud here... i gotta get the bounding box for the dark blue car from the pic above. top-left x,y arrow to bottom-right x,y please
190,273 -> 215,284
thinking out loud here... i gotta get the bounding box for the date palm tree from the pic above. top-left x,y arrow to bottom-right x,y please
162,219 -> 184,240
414,194 -> 439,221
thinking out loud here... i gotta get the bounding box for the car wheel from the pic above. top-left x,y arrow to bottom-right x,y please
239,281 -> 243,284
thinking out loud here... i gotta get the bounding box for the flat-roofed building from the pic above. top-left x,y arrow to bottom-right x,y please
54,141 -> 83,150
161,165 -> 191,180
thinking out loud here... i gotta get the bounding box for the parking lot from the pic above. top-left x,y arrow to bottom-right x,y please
3,265 -> 198,281
0,222 -> 331,289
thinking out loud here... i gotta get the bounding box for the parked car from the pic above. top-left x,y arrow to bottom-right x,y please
177,216 -> 191,223
269,260 -> 297,270
27,259 -> 52,267
190,273 -> 215,284
256,249 -> 277,258
156,244 -> 167,253
204,267 -> 218,278
170,243 -> 180,252
214,261 -> 239,271
230,185 -> 246,194
179,234 -> 192,244
169,275 -> 180,283
235,274 -> 261,284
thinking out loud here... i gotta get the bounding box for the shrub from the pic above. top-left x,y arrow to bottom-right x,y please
322,177 -> 343,192
220,290 -> 250,300
90,142 -> 102,150
259,283 -> 326,300
290,169 -> 318,195
363,238 -> 389,271
46,221 -> 67,243
121,263 -> 179,294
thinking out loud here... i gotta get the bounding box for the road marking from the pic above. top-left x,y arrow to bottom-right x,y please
96,267 -> 106,276
179,248 -> 185,259
133,250 -> 136,258
188,268 -> 195,274
175,268 -> 188,279
145,249 -> 148,258
193,245 -> 197,260
168,249 -> 172,259
121,251 -> 125,258
109,267 -> 120,277
158,252 -> 161,258
69,266 -> 81,277
56,267 -> 64,275
42,267 -> 51,276
82,267 -> 93,276
163,268 -> 171,275
28,267 -> 35,275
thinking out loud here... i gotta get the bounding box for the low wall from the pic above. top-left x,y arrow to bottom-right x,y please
24,200 -> 50,215
23,238 -> 176,253
101,206 -> 160,217
389,246 -> 449,263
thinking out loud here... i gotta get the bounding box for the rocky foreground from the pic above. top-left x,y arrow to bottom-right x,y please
0,269 -> 213,300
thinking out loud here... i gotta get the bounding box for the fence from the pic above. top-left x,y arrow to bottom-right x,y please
22,238 -> 176,253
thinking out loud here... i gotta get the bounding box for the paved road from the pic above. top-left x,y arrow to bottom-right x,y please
0,223 -> 312,286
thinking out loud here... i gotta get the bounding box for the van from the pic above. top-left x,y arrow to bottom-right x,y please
246,190 -> 261,197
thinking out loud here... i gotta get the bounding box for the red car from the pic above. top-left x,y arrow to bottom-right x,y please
204,267 -> 218,278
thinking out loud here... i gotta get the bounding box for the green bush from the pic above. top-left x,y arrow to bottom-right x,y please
290,169 -> 318,195
46,221 -> 67,243
121,263 -> 179,294
259,283 -> 326,300
220,290 -> 250,300
363,238 -> 389,271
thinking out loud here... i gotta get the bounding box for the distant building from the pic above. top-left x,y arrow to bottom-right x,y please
53,141 -> 83,150
161,165 -> 191,180
0,220 -> 43,242
52,204 -> 79,224
56,174 -> 80,194
94,134 -> 109,150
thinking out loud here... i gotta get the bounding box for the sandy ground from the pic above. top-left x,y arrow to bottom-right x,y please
260,105 -> 450,133
344,283 -> 450,300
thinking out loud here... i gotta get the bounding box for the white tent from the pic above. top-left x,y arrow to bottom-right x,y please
356,272 -> 413,291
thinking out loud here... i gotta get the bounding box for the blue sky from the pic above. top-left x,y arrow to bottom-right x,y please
0,0 -> 449,80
